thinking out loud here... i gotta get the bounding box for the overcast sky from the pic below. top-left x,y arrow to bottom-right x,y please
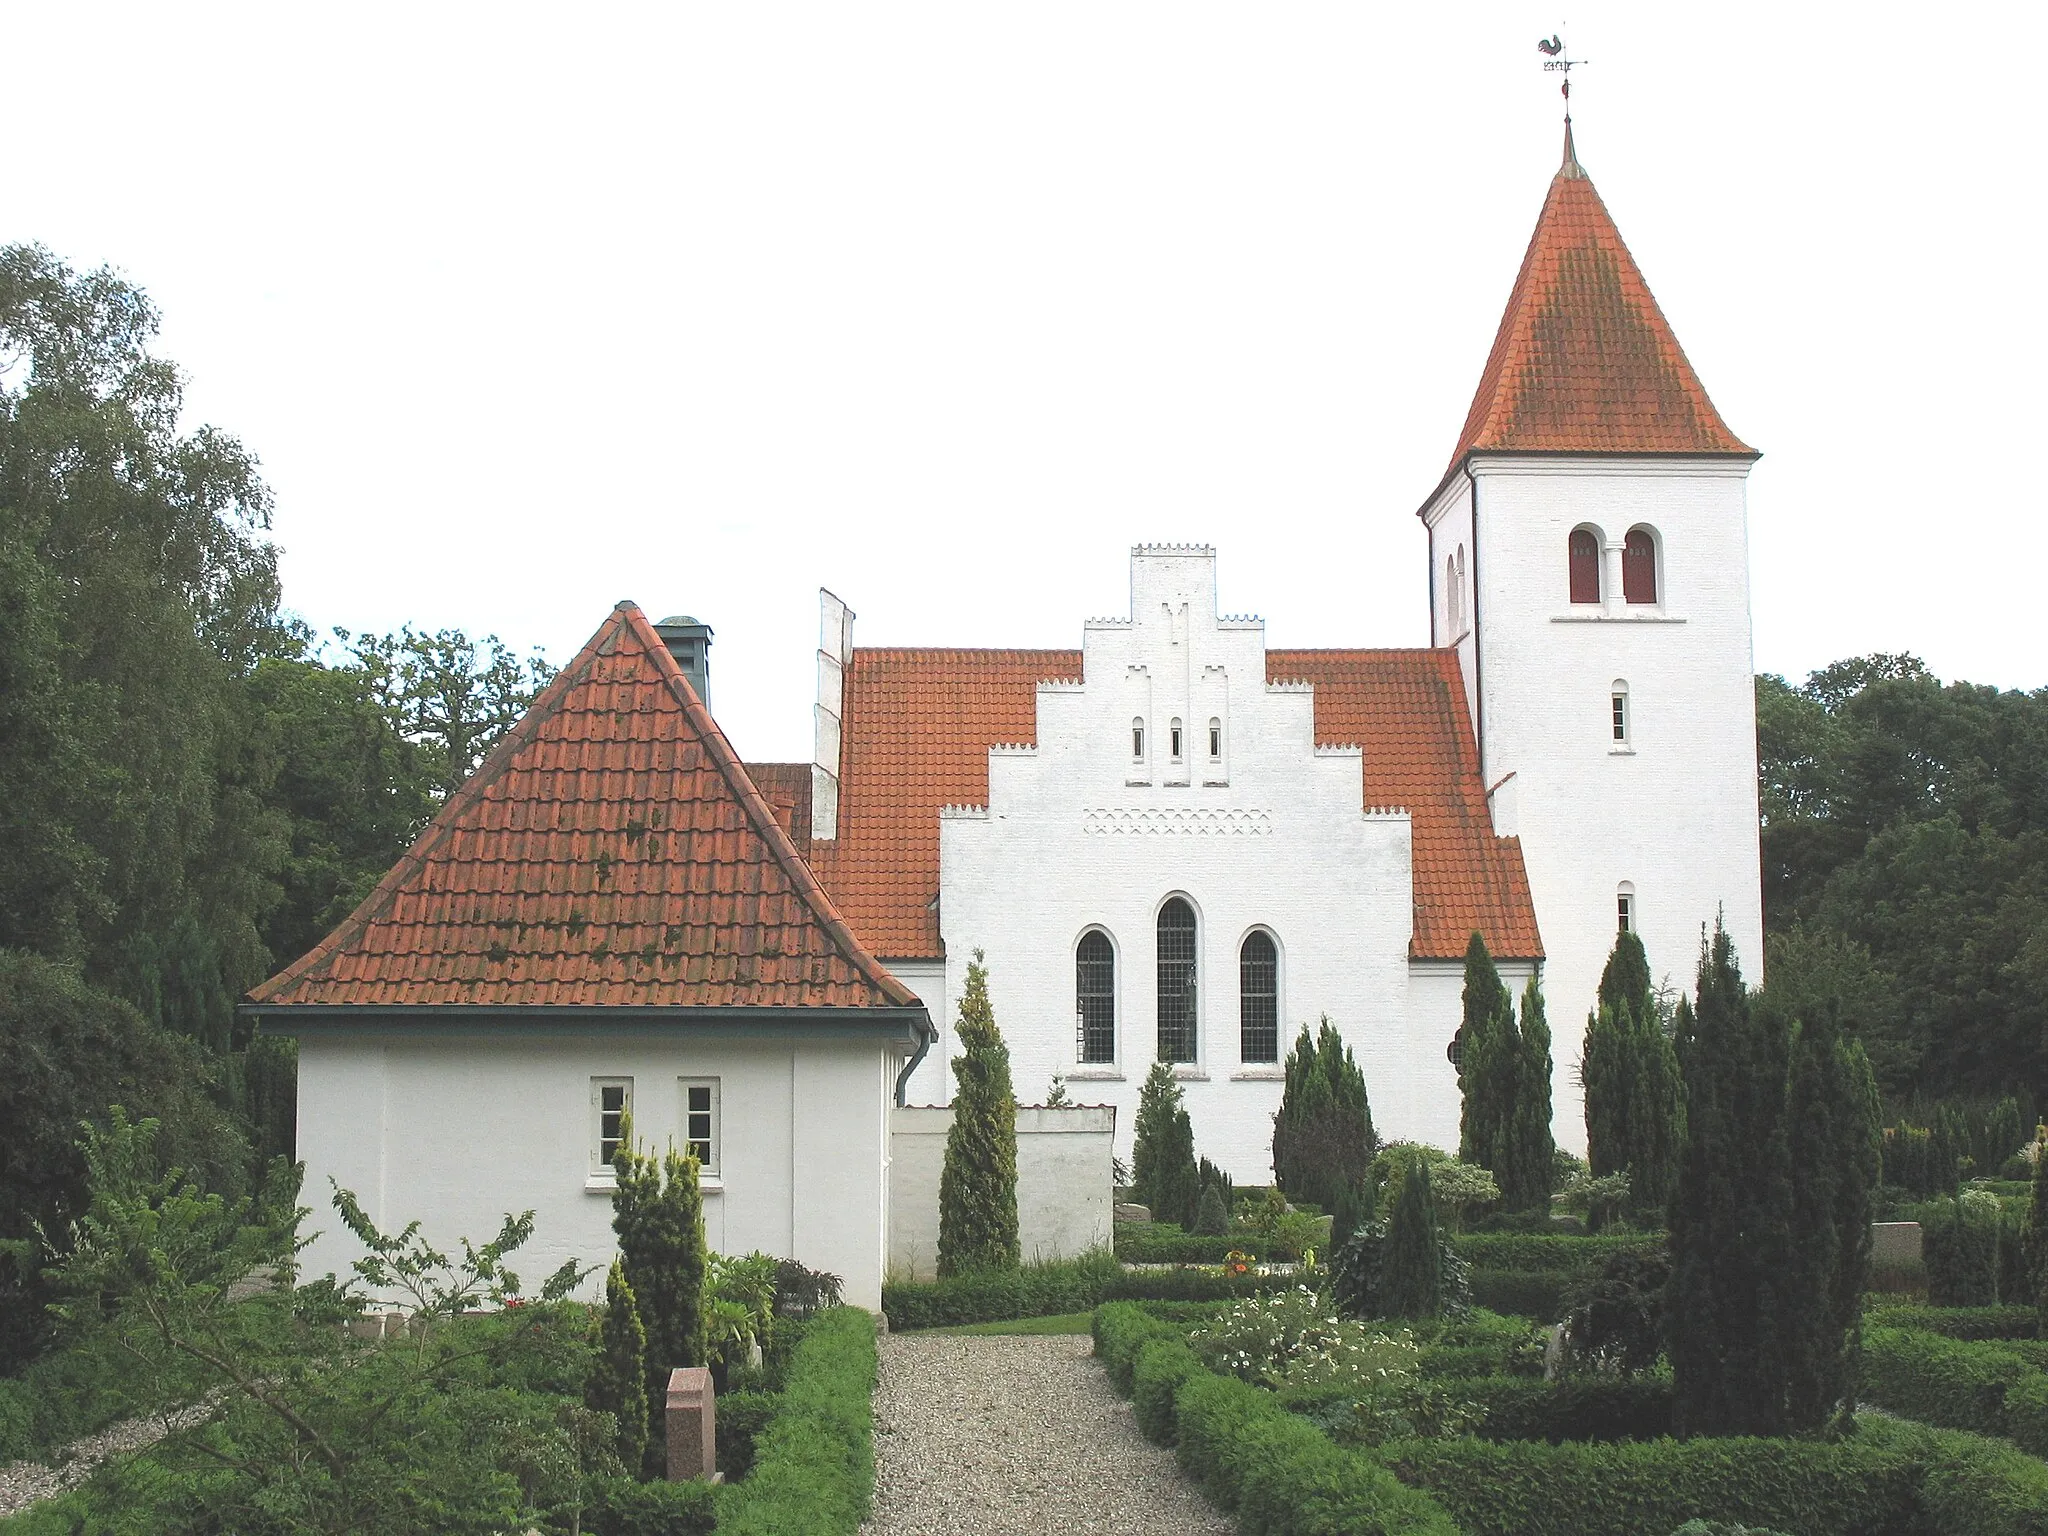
9,3 -> 2041,762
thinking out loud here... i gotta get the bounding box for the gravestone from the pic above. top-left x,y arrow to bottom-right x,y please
665,1367 -> 719,1483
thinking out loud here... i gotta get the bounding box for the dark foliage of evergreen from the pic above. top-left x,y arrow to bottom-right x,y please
587,1258 -> 649,1474
1131,1062 -> 1200,1228
1669,917 -> 1881,1436
1192,1157 -> 1232,1236
1583,930 -> 1686,1220
1380,1159 -> 1448,1320
1457,936 -> 1554,1213
611,1122 -> 710,1476
2031,1130 -> 2048,1331
1271,1016 -> 1377,1216
938,951 -> 1020,1275
1561,1241 -> 1671,1375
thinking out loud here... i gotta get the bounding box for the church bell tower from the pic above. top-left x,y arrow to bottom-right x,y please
1416,123 -> 1765,1143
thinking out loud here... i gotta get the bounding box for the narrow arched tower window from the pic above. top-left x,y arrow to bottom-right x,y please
1076,930 -> 1115,1064
1623,529 -> 1659,604
1131,718 -> 1145,759
1611,680 -> 1630,744
1617,883 -> 1636,934
1239,931 -> 1278,1063
1569,528 -> 1601,604
1156,898 -> 1197,1063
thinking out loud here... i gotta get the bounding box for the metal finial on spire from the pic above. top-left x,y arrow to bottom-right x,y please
1537,34 -> 1588,177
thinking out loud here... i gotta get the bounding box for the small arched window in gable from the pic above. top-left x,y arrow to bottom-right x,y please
1623,529 -> 1659,605
1169,718 -> 1184,761
1076,930 -> 1116,1064
1569,528 -> 1602,604
1207,717 -> 1222,759
1239,930 -> 1278,1063
1131,718 -> 1145,760
1156,898 -> 1198,1063
1611,680 -> 1630,744
1617,882 -> 1636,934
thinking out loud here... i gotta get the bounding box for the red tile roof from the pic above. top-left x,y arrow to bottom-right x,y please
805,648 -> 1082,959
1267,649 -> 1542,961
1434,128 -> 1753,500
805,645 -> 1540,963
249,603 -> 918,1012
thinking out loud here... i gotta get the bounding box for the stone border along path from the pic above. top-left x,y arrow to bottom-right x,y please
0,1400 -> 218,1519
862,1332 -> 1235,1536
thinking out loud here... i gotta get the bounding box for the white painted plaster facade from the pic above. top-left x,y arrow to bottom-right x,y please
1423,457 -> 1765,1147
292,1027 -> 904,1310
888,1104 -> 1115,1279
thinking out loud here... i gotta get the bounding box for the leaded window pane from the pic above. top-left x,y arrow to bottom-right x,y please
1076,931 -> 1116,1064
1156,899 -> 1197,1063
1240,931 -> 1278,1063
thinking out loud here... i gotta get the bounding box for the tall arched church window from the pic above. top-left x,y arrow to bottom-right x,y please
1156,898 -> 1198,1063
1239,931 -> 1278,1063
1623,529 -> 1659,605
1569,528 -> 1601,604
1076,930 -> 1115,1064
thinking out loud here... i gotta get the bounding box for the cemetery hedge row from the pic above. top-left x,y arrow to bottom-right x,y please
713,1305 -> 876,1536
1865,1303 -> 2038,1341
881,1258 -> 1295,1330
1093,1302 -> 2048,1536
1861,1326 -> 2048,1456
1092,1303 -> 1459,1536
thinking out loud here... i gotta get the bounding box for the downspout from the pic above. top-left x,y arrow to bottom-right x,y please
1464,460 -> 1485,784
893,1008 -> 938,1107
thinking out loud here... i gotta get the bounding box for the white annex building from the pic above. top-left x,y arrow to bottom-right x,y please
255,125 -> 1765,1304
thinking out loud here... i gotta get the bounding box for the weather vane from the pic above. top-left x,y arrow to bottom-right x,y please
1536,34 -> 1586,120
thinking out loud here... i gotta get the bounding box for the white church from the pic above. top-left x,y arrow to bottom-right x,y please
251,125 -> 1764,1305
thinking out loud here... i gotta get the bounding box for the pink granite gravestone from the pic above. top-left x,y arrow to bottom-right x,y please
665,1366 -> 718,1483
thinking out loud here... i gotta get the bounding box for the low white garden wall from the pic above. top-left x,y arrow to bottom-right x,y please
889,1104 -> 1115,1280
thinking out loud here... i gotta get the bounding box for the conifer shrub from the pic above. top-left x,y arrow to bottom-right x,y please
1131,1062 -> 1200,1228
1382,1159 -> 1449,1320
937,950 -> 1019,1275
1271,1017 -> 1378,1217
587,1258 -> 649,1474
1192,1179 -> 1229,1237
1583,929 -> 1685,1220
1455,937 -> 1554,1214
611,1121 -> 711,1477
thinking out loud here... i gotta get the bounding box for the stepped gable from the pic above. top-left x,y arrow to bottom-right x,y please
1267,648 -> 1542,962
805,644 -> 1539,964
249,603 -> 915,1011
805,647 -> 1082,959
1431,124 -> 1754,506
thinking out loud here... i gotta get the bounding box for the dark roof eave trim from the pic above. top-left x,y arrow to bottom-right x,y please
1412,445 -> 1763,522
242,1001 -> 937,1045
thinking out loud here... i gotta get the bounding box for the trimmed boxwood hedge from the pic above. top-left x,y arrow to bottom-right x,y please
1856,1414 -> 2048,1536
1114,1223 -> 1264,1264
884,1260 -> 1295,1331
1468,1266 -> 1573,1321
1863,1303 -> 2037,1341
714,1306 -> 876,1535
1449,1234 -> 1649,1270
1091,1303 -> 1459,1536
1381,1435 -> 1920,1536
1861,1326 -> 2033,1438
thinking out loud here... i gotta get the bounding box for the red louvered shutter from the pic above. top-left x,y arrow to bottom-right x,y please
1569,529 -> 1600,604
1623,530 -> 1658,604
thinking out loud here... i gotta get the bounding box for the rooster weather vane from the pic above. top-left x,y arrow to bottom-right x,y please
1537,34 -> 1586,119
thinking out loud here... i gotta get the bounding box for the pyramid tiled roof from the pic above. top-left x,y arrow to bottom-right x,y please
249,603 -> 920,1013
805,645 -> 1540,963
1433,126 -> 1753,502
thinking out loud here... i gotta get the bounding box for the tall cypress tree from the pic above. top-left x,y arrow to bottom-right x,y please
1585,929 -> 1686,1219
1457,933 -> 1514,1168
1503,975 -> 1556,1213
1380,1159 -> 1446,1320
1272,1017 -> 1376,1214
1669,919 -> 1794,1438
938,950 -> 1019,1275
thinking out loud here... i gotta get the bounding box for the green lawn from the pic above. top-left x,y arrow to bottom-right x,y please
926,1311 -> 1095,1336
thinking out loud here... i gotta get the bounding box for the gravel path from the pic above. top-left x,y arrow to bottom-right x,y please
0,1400 -> 215,1519
863,1332 -> 1235,1536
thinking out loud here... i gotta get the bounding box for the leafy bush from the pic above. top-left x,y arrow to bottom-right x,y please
1191,1288 -> 1420,1392
770,1257 -> 844,1320
1922,1191 -> 2013,1306
1560,1241 -> 1670,1374
1861,1325 -> 2031,1435
581,1475 -> 720,1536
714,1306 -> 875,1535
1382,1434 -> 1919,1536
1114,1221 -> 1261,1264
1856,1413 -> 2048,1536
1238,1186 -> 1331,1260
715,1389 -> 781,1481
1668,1525 -> 1790,1536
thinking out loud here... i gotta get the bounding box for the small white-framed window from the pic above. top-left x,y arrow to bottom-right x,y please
1611,680 -> 1630,744
1208,718 -> 1222,759
1131,718 -> 1145,760
1169,718 -> 1184,761
1617,883 -> 1636,935
679,1079 -> 720,1174
591,1077 -> 632,1177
